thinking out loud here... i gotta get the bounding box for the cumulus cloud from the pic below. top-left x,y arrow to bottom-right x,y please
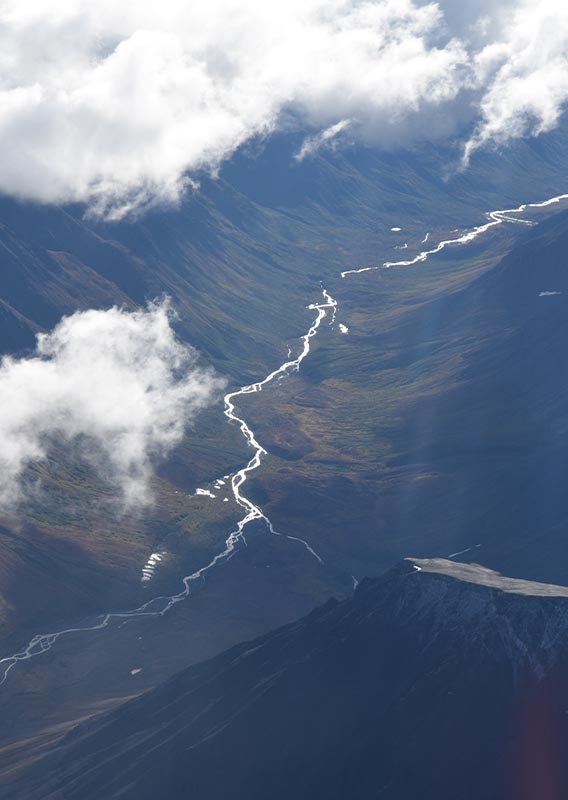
0,301 -> 224,510
0,0 -> 467,217
463,0 -> 568,164
0,0 -> 565,216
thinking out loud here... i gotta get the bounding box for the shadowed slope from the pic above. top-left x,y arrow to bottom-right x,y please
9,557 -> 568,800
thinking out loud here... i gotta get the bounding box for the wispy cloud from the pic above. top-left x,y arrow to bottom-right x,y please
294,120 -> 352,162
0,300 -> 225,510
0,1 -> 565,216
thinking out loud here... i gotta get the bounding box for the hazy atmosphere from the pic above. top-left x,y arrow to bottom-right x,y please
0,2 -> 568,799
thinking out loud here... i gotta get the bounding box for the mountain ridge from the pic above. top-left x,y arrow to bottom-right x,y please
8,556 -> 568,800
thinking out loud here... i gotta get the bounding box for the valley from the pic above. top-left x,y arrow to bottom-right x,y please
2,4 -> 568,797
2,129 -> 568,781
2,161 -> 565,776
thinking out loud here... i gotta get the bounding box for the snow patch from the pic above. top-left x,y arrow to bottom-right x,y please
141,551 -> 166,582
195,488 -> 216,498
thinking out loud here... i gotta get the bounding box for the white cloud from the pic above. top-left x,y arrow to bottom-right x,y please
0,0 -> 467,217
294,120 -> 352,162
0,300 -> 224,510
0,0 -> 565,215
463,0 -> 568,164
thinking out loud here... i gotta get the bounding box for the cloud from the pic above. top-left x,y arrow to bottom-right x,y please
0,300 -> 225,510
294,120 -> 352,162
0,1 -> 565,216
463,0 -> 568,164
0,0 -> 467,217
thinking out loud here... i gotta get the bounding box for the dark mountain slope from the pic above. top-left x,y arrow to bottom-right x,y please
385,209 -> 568,582
11,558 -> 568,800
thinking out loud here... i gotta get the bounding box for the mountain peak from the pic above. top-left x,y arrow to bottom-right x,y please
13,558 -> 568,800
404,557 -> 568,597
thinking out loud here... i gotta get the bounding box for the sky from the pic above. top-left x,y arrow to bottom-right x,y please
0,0 -> 565,218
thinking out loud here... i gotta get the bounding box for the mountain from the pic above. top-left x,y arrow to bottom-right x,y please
2,127 -> 568,771
249,203 -> 568,589
9,557 -> 568,800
